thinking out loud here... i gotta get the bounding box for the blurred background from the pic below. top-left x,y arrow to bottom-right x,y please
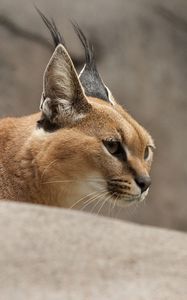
0,0 -> 187,231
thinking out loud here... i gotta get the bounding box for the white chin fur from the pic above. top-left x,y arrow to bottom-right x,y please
140,188 -> 149,202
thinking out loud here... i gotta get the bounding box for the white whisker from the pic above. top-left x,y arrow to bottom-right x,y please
89,191 -> 109,213
41,179 -> 106,185
81,190 -> 108,211
97,192 -> 113,216
114,195 -> 122,218
69,189 -> 105,209
82,189 -> 106,206
112,195 -> 119,217
41,159 -> 58,182
108,195 -> 113,217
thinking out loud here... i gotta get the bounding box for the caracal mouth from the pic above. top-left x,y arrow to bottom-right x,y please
67,175 -> 149,210
107,188 -> 149,208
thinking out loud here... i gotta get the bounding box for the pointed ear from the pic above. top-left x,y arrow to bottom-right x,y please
39,44 -> 91,130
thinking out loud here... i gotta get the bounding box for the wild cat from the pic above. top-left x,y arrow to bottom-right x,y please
0,11 -> 154,209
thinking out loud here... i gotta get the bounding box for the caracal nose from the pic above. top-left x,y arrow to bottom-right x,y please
135,175 -> 151,193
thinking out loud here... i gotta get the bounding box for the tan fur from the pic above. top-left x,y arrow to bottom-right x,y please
0,44 -> 154,208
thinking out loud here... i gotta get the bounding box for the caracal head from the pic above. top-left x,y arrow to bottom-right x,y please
35,34 -> 154,208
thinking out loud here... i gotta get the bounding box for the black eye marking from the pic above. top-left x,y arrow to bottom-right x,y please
103,140 -> 127,161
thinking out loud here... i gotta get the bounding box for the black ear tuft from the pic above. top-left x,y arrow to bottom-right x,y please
36,9 -> 112,104
36,7 -> 66,48
72,23 -> 109,102
72,22 -> 94,67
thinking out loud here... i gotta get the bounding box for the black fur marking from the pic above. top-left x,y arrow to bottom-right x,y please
36,7 -> 66,47
72,22 -> 94,67
37,116 -> 61,132
72,23 -> 109,102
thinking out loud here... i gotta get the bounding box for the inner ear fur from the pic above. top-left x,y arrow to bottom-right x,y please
39,44 -> 91,129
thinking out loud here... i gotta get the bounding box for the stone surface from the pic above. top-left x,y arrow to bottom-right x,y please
0,0 -> 187,230
0,201 -> 186,300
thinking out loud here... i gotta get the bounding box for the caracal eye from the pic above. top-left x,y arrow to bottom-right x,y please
144,146 -> 152,161
103,140 -> 126,160
105,141 -> 120,155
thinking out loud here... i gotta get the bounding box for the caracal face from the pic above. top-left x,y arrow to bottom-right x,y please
38,93 -> 154,208
0,13 -> 154,209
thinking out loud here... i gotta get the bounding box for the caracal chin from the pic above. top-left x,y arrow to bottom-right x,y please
0,11 -> 155,211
